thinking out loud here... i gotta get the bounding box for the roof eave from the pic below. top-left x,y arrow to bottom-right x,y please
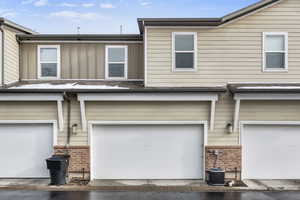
221,0 -> 281,23
137,0 -> 282,33
17,34 -> 143,42
0,18 -> 37,34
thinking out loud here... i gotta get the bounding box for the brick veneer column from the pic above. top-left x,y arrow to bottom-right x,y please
54,146 -> 90,173
205,146 -> 241,172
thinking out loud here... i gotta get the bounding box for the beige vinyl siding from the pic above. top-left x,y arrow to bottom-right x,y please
240,100 -> 300,121
0,100 -> 234,145
146,0 -> 300,87
3,98 -> 300,146
0,100 -> 88,146
84,101 -> 235,145
3,27 -> 20,84
20,43 -> 144,80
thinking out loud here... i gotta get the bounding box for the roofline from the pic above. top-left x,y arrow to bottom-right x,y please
0,87 -> 227,93
221,0 -> 281,22
229,89 -> 300,93
17,34 -> 143,41
0,18 -> 37,34
138,0 -> 282,33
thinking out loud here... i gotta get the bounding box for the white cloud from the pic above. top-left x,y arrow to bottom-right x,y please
140,1 -> 152,6
0,9 -> 17,18
21,0 -> 35,4
50,11 -> 105,20
34,0 -> 48,7
82,3 -> 95,8
61,3 -> 77,7
100,3 -> 115,8
1,12 -> 17,17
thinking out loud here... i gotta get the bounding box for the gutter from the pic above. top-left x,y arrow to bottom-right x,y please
0,87 -> 227,93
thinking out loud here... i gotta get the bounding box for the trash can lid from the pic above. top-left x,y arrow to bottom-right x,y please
46,154 -> 70,161
209,168 -> 225,172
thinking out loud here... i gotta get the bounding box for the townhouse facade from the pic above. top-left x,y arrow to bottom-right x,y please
0,0 -> 299,181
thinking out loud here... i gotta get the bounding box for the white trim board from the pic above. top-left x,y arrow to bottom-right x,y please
78,93 -> 218,101
88,120 -> 208,180
144,26 -> 148,86
0,120 -> 58,146
0,93 -> 63,101
234,93 -> 300,100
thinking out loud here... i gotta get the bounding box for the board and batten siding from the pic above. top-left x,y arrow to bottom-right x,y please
3,26 -> 20,84
146,0 -> 300,87
20,43 -> 144,80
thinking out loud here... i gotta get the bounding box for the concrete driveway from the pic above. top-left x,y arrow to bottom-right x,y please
0,191 -> 300,200
245,180 -> 300,190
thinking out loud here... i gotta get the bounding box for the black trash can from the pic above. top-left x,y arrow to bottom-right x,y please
206,168 -> 225,186
46,154 -> 70,185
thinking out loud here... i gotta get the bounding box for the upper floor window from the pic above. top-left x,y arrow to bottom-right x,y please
105,45 -> 128,79
263,32 -> 288,71
172,32 -> 197,71
38,45 -> 60,79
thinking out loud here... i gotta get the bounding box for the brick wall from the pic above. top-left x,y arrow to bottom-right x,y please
205,146 -> 241,172
54,146 -> 90,173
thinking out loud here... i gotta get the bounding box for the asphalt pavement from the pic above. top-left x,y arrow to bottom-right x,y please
0,190 -> 300,200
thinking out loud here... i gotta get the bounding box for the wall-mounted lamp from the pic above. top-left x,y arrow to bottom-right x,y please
226,123 -> 233,134
71,124 -> 78,135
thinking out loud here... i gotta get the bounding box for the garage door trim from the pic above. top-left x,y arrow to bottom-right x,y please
240,121 -> 300,180
0,120 -> 58,146
88,120 -> 208,180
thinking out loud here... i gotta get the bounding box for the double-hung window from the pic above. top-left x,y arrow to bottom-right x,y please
105,45 -> 128,79
172,32 -> 197,71
263,32 -> 288,71
38,45 -> 60,79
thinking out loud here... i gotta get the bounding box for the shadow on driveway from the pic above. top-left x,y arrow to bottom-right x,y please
1,191 -> 300,200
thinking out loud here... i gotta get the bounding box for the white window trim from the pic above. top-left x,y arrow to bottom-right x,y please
105,45 -> 128,80
172,32 -> 197,72
262,32 -> 288,72
37,45 -> 61,79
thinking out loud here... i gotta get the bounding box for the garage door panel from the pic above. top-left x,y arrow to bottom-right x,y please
0,124 -> 53,178
242,124 -> 300,179
92,124 -> 204,179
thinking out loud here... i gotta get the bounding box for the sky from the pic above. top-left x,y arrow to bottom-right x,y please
0,0 -> 260,34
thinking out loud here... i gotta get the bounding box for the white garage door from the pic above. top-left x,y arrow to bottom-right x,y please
91,124 -> 204,179
0,124 -> 53,178
242,124 -> 300,179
